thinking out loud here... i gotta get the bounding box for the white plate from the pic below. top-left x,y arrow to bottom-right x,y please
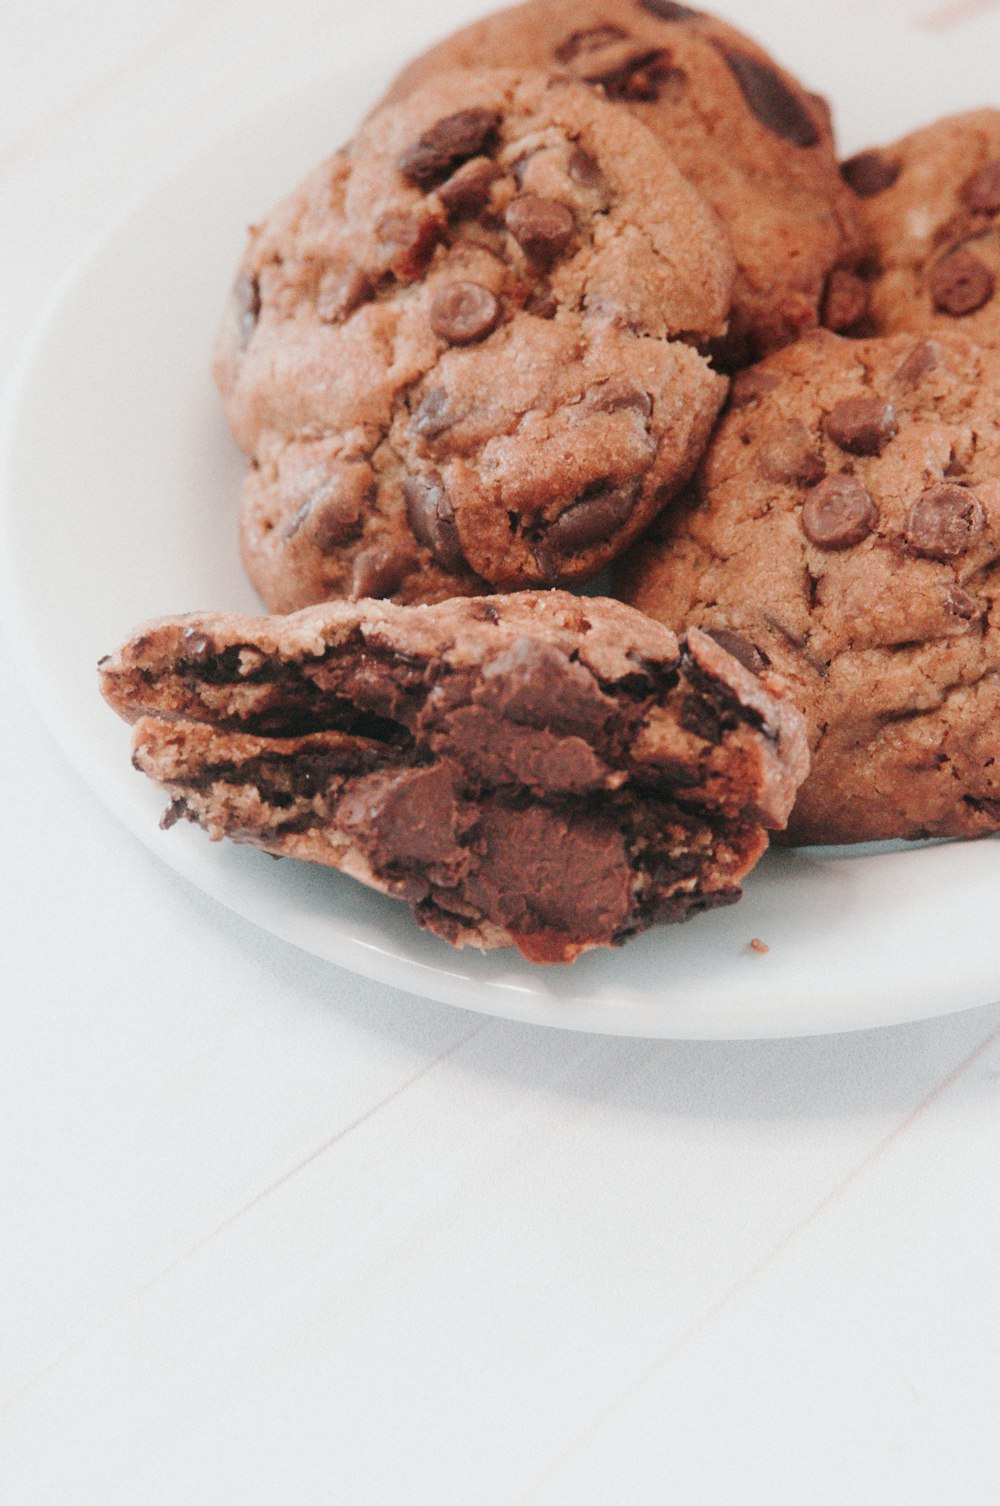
3,6 -> 1000,1039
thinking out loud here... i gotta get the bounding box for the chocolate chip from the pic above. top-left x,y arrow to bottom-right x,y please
585,379 -> 653,418
437,157 -> 497,215
960,160 -> 1000,214
403,472 -> 466,573
506,195 -> 575,265
728,368 -> 781,410
716,48 -> 820,147
430,281 -> 501,345
706,630 -> 768,676
757,421 -> 826,485
825,396 -> 899,456
554,25 -> 628,62
590,49 -> 685,102
801,475 -> 878,549
376,213 -> 441,280
316,263 -> 372,323
893,339 -> 941,387
473,639 -> 614,739
545,478 -> 642,553
397,109 -> 500,188
679,693 -> 722,743
945,586 -> 981,622
350,545 -> 412,599
567,146 -> 605,190
822,268 -> 871,332
412,387 -> 456,439
182,629 -> 216,666
284,467 -> 370,553
234,274 -> 260,348
638,0 -> 700,18
906,484 -> 986,560
930,247 -> 995,316
840,150 -> 901,197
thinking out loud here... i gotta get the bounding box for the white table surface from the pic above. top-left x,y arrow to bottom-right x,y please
3,1 -> 1000,1501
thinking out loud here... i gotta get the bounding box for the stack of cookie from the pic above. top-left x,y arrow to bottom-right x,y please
101,2 -> 1000,961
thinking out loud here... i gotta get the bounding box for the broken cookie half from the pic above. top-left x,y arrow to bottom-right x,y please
99,592 -> 808,963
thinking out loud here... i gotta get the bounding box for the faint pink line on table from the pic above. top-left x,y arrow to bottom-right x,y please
918,0 -> 1000,27
0,0 -> 228,175
520,1014 -> 1000,1503
0,1016 -> 492,1417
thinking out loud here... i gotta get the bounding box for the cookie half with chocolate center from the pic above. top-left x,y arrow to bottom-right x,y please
216,67 -> 733,614
100,592 -> 807,963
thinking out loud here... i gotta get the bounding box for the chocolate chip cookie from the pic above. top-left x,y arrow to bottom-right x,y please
381,0 -> 868,366
618,330 -> 1000,845
99,592 -> 808,962
843,110 -> 1000,347
216,69 -> 732,614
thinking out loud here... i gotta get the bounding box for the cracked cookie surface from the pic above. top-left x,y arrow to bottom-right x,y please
381,0 -> 868,367
99,592 -> 807,963
215,68 -> 732,614
617,330 -> 1000,844
844,110 -> 1000,348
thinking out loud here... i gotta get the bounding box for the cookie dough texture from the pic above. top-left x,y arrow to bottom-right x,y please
618,331 -> 1000,845
382,0 -> 869,366
216,68 -> 732,614
100,592 -> 808,963
844,110 -> 1000,348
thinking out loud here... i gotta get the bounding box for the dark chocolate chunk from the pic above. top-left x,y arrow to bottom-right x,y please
585,379 -> 653,418
930,248 -> 995,316
182,629 -> 216,667
478,638 -> 614,738
342,763 -> 470,876
824,396 -> 899,456
822,268 -> 871,332
706,630 -> 768,676
893,339 -> 941,387
461,803 -> 633,942
757,420 -> 825,485
284,467 -> 370,553
554,25 -> 628,62
376,213 -> 441,280
397,109 -> 500,189
679,693 -> 722,743
545,478 -> 642,553
178,640 -> 246,686
234,273 -> 260,348
840,150 -> 901,198
638,0 -> 699,18
801,475 -> 878,549
505,195 -> 575,265
589,49 -> 685,103
906,484 -> 986,560
716,48 -> 819,147
412,387 -> 457,439
430,281 -> 501,344
316,263 -> 372,323
437,157 -> 497,215
403,472 -> 466,573
349,545 -> 413,600
728,368 -> 781,410
567,146 -> 605,190
960,160 -> 1000,214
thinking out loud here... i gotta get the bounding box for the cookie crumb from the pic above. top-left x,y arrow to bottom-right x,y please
750,937 -> 770,954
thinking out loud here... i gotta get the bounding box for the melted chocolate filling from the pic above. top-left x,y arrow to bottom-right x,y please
154,629 -> 764,952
